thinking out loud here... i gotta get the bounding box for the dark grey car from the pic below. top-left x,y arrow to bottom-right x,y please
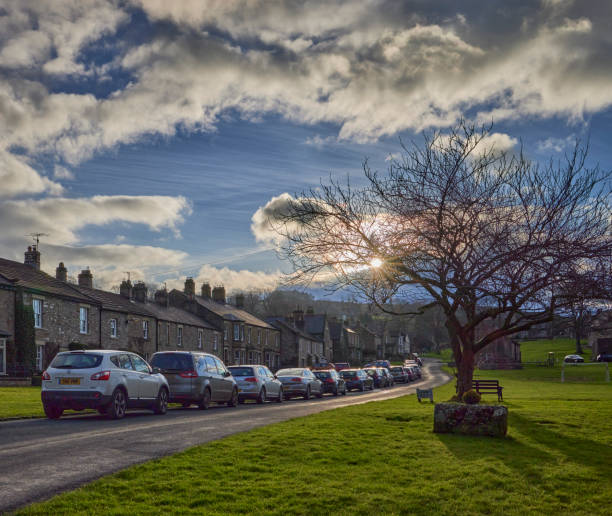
276,368 -> 323,400
150,351 -> 238,409
228,365 -> 284,403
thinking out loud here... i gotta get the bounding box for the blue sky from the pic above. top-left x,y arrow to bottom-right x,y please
1,0 -> 611,294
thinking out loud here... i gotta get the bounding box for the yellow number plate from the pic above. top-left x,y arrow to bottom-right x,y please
60,377 -> 80,385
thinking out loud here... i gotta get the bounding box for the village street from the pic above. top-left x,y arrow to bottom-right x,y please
0,361 -> 450,513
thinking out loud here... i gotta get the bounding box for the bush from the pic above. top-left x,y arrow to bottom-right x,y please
462,389 -> 481,404
448,394 -> 462,402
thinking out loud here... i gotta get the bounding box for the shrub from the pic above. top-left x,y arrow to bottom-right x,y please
448,394 -> 462,402
462,389 -> 481,404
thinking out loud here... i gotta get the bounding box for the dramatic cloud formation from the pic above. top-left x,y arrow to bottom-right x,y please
2,0 -> 612,289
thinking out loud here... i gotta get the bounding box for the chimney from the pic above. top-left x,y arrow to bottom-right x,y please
133,281 -> 147,303
235,293 -> 245,309
212,286 -> 226,303
24,246 -> 41,270
293,308 -> 304,329
56,262 -> 67,282
184,277 -> 195,299
78,268 -> 93,288
154,288 -> 169,307
201,282 -> 211,298
120,279 -> 133,299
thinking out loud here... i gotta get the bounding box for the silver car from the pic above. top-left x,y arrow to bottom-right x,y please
228,365 -> 284,403
41,350 -> 169,420
276,368 -> 323,400
150,351 -> 238,409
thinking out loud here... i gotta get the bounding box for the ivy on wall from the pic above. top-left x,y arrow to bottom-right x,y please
15,298 -> 36,372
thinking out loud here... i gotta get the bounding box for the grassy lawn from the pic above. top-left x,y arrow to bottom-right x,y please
520,338 -> 588,363
16,366 -> 612,515
0,387 -> 45,420
422,348 -> 453,361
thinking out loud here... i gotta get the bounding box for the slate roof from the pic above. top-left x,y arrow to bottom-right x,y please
328,321 -> 343,340
0,258 -> 97,303
267,317 -> 317,341
74,286 -> 154,317
144,302 -> 218,330
303,314 -> 326,336
194,295 -> 276,329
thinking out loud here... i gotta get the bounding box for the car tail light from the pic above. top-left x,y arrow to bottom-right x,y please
179,370 -> 198,378
42,370 -> 51,381
91,370 -> 111,381
325,378 -> 335,383
291,377 -> 302,382
244,377 -> 258,382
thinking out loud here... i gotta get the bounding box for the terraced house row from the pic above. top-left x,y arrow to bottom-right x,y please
0,246 -> 283,376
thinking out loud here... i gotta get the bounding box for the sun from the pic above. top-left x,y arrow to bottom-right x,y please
370,257 -> 383,268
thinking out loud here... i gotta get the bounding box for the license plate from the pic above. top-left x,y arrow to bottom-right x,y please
59,377 -> 80,385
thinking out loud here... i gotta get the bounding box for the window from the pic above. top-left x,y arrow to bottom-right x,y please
36,344 -> 44,372
213,357 -> 227,375
213,334 -> 218,351
33,299 -> 42,328
240,325 -> 244,341
234,350 -> 240,364
257,330 -> 261,345
110,318 -> 117,338
118,354 -> 133,370
233,323 -> 240,341
143,320 -> 149,340
265,330 -> 269,346
79,307 -> 88,334
177,326 -> 183,347
166,323 -> 170,345
247,327 -> 251,344
248,351 -> 254,363
275,334 -> 279,347
198,330 -> 203,349
131,354 -> 150,373
205,356 -> 218,373
224,326 -> 228,342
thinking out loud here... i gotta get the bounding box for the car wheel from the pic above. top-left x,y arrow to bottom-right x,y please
316,388 -> 323,399
227,388 -> 239,407
277,389 -> 284,403
304,386 -> 311,400
107,388 -> 127,420
154,387 -> 168,415
43,402 -> 63,419
257,388 -> 266,404
198,388 -> 211,410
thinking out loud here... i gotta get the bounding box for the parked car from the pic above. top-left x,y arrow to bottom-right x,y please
596,353 -> 612,362
228,364 -> 283,403
563,354 -> 585,363
389,365 -> 410,383
313,369 -> 347,395
379,367 -> 394,387
41,350 -> 169,420
276,368 -> 323,399
150,351 -> 238,409
340,368 -> 374,392
334,362 -> 351,372
364,367 -> 384,388
364,360 -> 392,369
406,365 -> 421,380
403,366 -> 416,382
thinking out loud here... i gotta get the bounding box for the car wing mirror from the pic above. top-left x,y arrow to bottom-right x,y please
152,367 -> 161,374
224,370 -> 232,377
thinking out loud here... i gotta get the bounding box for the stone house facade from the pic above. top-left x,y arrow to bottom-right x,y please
267,315 -> 324,368
302,310 -> 334,362
329,320 -> 362,364
170,280 -> 280,369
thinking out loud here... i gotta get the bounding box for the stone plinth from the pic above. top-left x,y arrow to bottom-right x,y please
433,403 -> 508,437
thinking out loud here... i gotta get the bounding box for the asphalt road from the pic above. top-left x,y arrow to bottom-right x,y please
0,361 -> 451,513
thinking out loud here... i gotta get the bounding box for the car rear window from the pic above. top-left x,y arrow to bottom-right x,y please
277,368 -> 304,376
228,367 -> 255,376
314,371 -> 330,378
340,370 -> 358,377
151,353 -> 193,371
50,353 -> 103,369
391,367 -> 403,372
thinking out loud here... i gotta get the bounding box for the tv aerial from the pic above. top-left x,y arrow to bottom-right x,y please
27,233 -> 49,248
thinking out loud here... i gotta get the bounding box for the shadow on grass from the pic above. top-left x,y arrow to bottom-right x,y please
510,413 -> 612,475
436,430 -> 551,483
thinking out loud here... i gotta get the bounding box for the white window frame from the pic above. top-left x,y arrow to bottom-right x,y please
234,349 -> 241,364
213,334 -> 218,351
33,298 -> 42,329
110,318 -> 117,338
177,326 -> 183,347
79,306 -> 88,334
36,344 -> 44,372
143,320 -> 149,340
233,324 -> 240,341
198,330 -> 203,349
224,326 -> 228,342
257,330 -> 261,345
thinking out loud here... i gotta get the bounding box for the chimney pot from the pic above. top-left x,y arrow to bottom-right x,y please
24,246 -> 41,270
56,262 -> 67,282
184,277 -> 195,299
154,288 -> 169,307
201,282 -> 211,298
212,286 -> 226,304
133,281 -> 147,303
78,268 -> 93,289
120,279 -> 133,299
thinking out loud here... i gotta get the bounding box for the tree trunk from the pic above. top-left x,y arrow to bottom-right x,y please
574,314 -> 583,355
456,349 -> 475,398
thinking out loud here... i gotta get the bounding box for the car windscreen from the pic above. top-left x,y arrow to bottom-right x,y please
277,368 -> 304,376
390,367 -> 403,372
340,370 -> 358,377
50,353 -> 103,369
314,371 -> 330,378
228,367 -> 254,376
150,353 -> 193,371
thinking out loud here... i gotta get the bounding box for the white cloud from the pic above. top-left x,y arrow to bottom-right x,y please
537,135 -> 575,152
53,165 -> 75,180
0,150 -> 64,198
176,264 -> 282,294
251,193 -> 302,245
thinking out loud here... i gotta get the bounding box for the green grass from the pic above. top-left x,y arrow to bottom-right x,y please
520,338 -> 588,363
422,348 -> 453,361
16,368 -> 612,516
0,387 -> 45,420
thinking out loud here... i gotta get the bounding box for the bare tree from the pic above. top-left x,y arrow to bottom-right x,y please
271,121 -> 612,396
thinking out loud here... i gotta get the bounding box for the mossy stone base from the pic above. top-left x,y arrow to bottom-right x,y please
433,402 -> 508,437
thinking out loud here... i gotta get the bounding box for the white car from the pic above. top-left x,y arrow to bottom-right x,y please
41,350 -> 170,420
563,354 -> 584,363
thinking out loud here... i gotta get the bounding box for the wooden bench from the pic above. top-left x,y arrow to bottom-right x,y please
416,388 -> 434,403
471,379 -> 503,402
